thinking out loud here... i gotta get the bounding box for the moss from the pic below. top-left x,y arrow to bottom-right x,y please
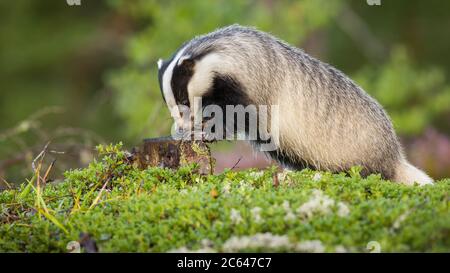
0,144 -> 449,253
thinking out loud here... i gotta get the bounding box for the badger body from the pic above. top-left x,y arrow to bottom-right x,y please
157,25 -> 433,186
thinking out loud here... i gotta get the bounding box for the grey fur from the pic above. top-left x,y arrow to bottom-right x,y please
159,24 -> 433,185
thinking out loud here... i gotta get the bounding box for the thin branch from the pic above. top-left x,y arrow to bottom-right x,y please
230,156 -> 243,171
32,141 -> 51,173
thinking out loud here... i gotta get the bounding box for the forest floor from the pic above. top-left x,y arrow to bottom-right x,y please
0,144 -> 449,253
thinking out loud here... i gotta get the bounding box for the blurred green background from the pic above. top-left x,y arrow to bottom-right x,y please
1,0 -> 450,186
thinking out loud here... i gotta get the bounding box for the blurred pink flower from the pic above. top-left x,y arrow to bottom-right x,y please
408,128 -> 450,179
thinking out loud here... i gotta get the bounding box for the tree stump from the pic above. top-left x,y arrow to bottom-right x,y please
131,136 -> 214,175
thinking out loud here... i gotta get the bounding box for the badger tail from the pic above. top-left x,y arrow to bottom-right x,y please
393,159 -> 433,186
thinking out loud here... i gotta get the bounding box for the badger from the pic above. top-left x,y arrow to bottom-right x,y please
157,24 -> 433,186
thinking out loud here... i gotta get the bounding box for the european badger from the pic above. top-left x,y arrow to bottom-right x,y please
157,25 -> 433,186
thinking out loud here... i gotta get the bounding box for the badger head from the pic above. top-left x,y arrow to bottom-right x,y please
157,46 -> 251,140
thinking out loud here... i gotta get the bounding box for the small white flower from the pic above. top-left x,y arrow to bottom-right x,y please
222,233 -> 291,252
297,190 -> 350,219
222,236 -> 246,252
312,173 -> 322,181
167,239 -> 217,253
248,171 -> 264,179
168,246 -> 216,253
334,245 -> 348,253
311,189 -> 323,197
238,180 -> 247,188
221,233 -> 327,253
168,246 -> 190,253
337,202 -> 350,217
251,207 -> 263,223
277,169 -> 292,183
237,180 -> 253,194
201,239 -> 214,248
295,240 -> 325,253
259,233 -> 291,250
392,211 -> 410,229
230,208 -> 243,224
284,211 -> 296,221
222,182 -> 231,194
281,200 -> 297,221
282,200 -> 291,211
179,189 -> 188,195
296,189 -> 339,219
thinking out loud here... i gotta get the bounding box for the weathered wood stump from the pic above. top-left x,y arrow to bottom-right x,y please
131,136 -> 214,175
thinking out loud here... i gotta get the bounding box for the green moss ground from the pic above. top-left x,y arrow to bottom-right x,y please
0,144 -> 449,252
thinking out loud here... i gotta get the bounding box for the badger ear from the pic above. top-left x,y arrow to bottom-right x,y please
157,58 -> 163,69
177,55 -> 195,69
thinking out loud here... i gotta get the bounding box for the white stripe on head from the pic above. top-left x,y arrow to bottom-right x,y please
162,47 -> 187,127
177,55 -> 191,66
187,53 -> 225,104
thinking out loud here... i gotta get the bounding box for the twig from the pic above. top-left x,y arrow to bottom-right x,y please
0,177 -> 12,189
230,156 -> 243,171
89,177 -> 111,210
42,159 -> 57,186
32,141 -> 51,172
272,172 -> 279,188
0,143 -> 95,177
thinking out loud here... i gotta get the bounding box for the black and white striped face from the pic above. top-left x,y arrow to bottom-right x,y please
157,44 -> 252,137
157,47 -> 195,129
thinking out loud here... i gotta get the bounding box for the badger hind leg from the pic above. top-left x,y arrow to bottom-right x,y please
393,160 -> 434,186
